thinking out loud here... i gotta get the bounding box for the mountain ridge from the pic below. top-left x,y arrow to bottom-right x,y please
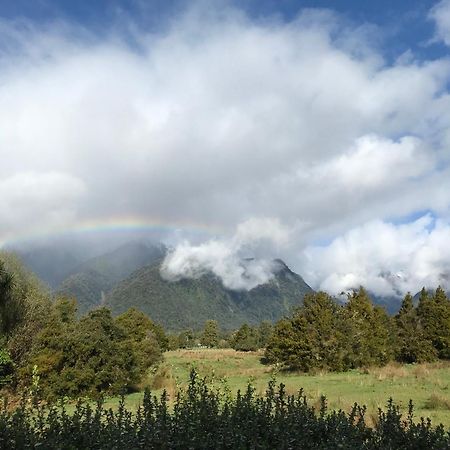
56,241 -> 166,314
105,257 -> 313,331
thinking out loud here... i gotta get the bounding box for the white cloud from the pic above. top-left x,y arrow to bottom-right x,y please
161,218 -> 289,290
302,215 -> 450,297
0,8 -> 448,235
430,0 -> 450,46
0,171 -> 86,244
0,4 -> 449,294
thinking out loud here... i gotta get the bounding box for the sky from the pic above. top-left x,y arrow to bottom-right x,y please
1,0 -> 450,297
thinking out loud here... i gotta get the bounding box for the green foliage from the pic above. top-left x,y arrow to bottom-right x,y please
230,323 -> 259,351
201,320 -> 219,348
266,291 -> 347,371
115,308 -> 163,372
176,329 -> 199,349
0,261 -> 22,337
0,370 -> 449,449
0,346 -> 13,386
342,288 -> 393,368
266,289 -> 395,372
23,307 -> 161,400
395,293 -> 436,363
0,252 -> 52,376
257,320 -> 273,348
417,287 -> 450,360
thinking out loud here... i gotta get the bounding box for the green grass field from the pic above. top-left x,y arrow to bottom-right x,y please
102,349 -> 450,428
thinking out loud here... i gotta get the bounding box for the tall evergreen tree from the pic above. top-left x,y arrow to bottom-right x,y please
342,288 -> 391,368
417,287 -> 450,359
266,292 -> 346,371
201,320 -> 219,348
395,293 -> 436,363
257,321 -> 273,348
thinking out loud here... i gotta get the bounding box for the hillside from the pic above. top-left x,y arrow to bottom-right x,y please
57,242 -> 165,314
15,244 -> 86,288
105,258 -> 313,331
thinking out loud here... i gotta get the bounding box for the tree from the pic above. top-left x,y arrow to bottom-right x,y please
0,345 -> 13,386
257,321 -> 273,348
231,324 -> 258,352
23,306 -> 159,399
54,297 -> 77,324
341,288 -> 392,368
177,329 -> 197,349
417,287 -> 450,359
115,308 -> 163,372
0,260 -> 22,337
0,253 -> 52,381
395,293 -> 436,363
266,292 -> 347,371
201,320 -> 219,348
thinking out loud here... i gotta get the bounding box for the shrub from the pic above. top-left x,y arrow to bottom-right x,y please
0,370 -> 449,449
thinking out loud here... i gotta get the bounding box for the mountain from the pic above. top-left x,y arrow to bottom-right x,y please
369,294 -> 403,315
14,244 -> 86,288
56,242 -> 166,314
104,258 -> 313,331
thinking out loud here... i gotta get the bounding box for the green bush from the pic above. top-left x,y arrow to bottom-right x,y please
22,307 -> 161,400
0,370 -> 448,449
0,347 -> 13,386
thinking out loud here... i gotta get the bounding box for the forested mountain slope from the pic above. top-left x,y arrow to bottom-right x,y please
105,258 -> 313,331
57,242 -> 165,314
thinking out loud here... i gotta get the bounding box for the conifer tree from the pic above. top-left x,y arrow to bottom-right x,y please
201,320 -> 219,348
417,287 -> 450,359
342,287 -> 391,368
257,321 -> 273,348
266,292 -> 346,371
395,293 -> 436,363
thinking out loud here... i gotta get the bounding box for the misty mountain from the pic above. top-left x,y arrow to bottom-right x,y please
104,258 -> 313,331
367,294 -> 403,315
14,243 -> 88,288
56,242 -> 166,314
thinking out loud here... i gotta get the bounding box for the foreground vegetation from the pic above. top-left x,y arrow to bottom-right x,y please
153,349 -> 450,428
1,369 -> 449,449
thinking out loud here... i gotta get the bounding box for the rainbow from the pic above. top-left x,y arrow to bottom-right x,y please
0,215 -> 225,247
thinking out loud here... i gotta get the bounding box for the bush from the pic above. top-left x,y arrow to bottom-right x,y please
0,347 -> 13,386
0,370 -> 448,449
22,307 -> 161,400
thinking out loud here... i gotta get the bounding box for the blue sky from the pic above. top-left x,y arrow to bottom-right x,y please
1,0 -> 450,295
0,0 -> 444,55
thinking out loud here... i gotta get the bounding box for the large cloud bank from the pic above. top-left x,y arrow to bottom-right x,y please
1,2 -> 450,297
303,215 -> 450,297
161,218 -> 289,290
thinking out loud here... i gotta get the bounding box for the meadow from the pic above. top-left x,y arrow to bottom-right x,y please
103,348 -> 450,428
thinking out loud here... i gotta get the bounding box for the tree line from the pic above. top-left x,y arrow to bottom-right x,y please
265,287 -> 450,371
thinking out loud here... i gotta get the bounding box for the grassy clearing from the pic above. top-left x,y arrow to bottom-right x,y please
101,349 -> 450,427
